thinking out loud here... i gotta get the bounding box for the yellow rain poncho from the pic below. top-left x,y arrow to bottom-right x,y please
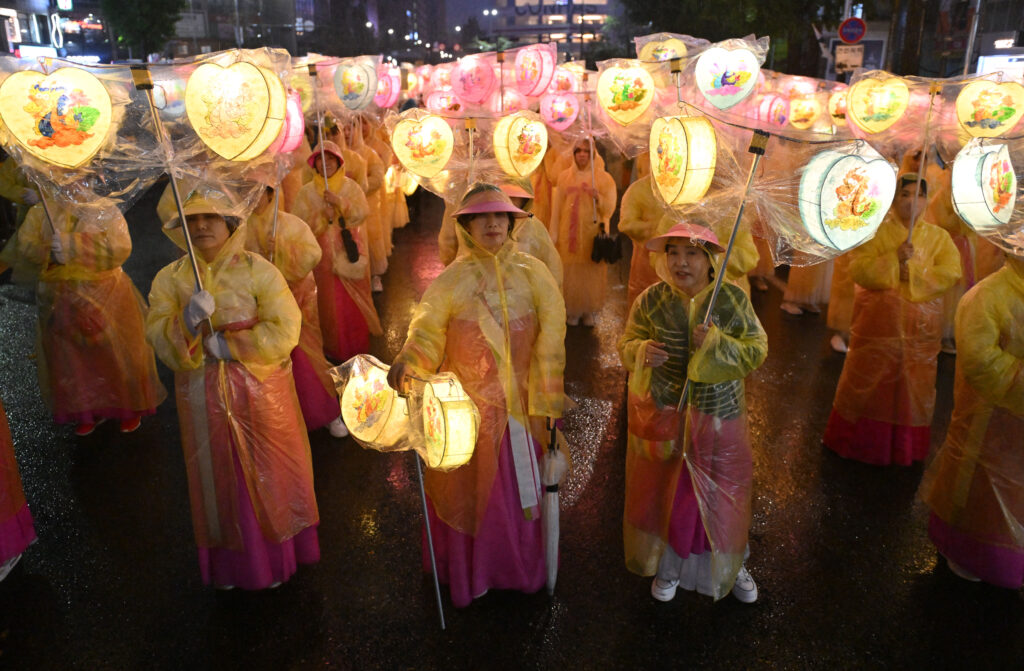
550,148 -> 618,318
619,175 -> 664,305
17,201 -> 165,424
350,124 -> 389,276
531,140 -> 573,228
824,213 -> 962,465
0,158 -> 40,281
619,245 -> 767,599
919,257 -> 1024,586
146,220 -> 318,552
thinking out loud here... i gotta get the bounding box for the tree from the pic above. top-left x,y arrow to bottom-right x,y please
100,0 -> 185,59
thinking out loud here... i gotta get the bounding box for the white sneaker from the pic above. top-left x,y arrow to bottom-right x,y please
651,577 -> 679,602
0,553 -> 22,582
371,276 -> 384,293
328,416 -> 349,438
731,566 -> 758,603
780,301 -> 803,315
830,333 -> 848,354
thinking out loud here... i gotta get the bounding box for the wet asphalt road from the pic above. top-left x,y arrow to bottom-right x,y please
1,184 -> 1022,670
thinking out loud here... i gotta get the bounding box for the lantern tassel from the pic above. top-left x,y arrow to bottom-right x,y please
414,453 -> 447,630
676,129 -> 770,414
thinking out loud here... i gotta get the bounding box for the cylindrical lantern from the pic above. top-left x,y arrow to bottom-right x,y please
494,111 -> 549,178
649,115 -> 717,206
694,46 -> 760,110
638,37 -> 688,62
341,356 -> 412,450
798,143 -> 897,251
597,63 -> 655,126
391,111 -> 455,178
955,80 -> 1024,138
334,59 -> 378,111
951,140 -> 1016,233
757,94 -> 789,128
375,66 -> 401,108
540,92 -> 579,132
421,374 -> 480,471
847,76 -> 909,134
452,56 -> 496,104
269,90 -> 304,154
828,89 -> 848,126
515,44 -> 555,97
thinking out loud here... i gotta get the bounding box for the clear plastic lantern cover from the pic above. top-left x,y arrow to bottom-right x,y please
789,95 -> 823,131
452,55 -> 497,105
596,59 -> 657,126
333,56 -> 380,111
488,87 -> 528,115
955,79 -> 1024,139
494,111 -> 548,178
550,67 -> 578,94
390,108 -> 455,179
693,40 -> 767,111
634,32 -> 709,62
798,141 -> 897,251
514,43 -> 556,97
337,355 -> 412,451
268,90 -> 304,154
828,88 -> 848,127
952,139 -> 1016,234
649,114 -> 717,207
422,374 -> 481,471
426,88 -> 464,119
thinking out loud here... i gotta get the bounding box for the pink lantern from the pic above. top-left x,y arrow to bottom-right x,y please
757,94 -> 789,128
269,90 -> 304,154
452,56 -> 496,104
550,67 -> 577,94
488,88 -> 528,115
426,89 -> 464,119
375,66 -> 401,108
515,44 -> 555,97
540,92 -> 579,131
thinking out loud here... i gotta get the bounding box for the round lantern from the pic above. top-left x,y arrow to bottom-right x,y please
540,92 -> 579,132
0,67 -> 113,168
494,111 -> 548,178
452,56 -> 496,105
597,64 -> 655,126
955,81 -> 1024,139
828,89 -> 848,126
951,140 -> 1017,234
375,66 -> 401,109
847,76 -> 909,134
268,90 -> 304,154
798,143 -> 897,251
488,88 -> 528,115
391,111 -> 455,178
426,89 -> 463,117
184,62 -> 286,162
433,64 -> 453,90
649,115 -> 717,206
421,374 -> 480,471
334,59 -> 378,111
789,96 -> 822,130
550,67 -> 577,94
341,355 -> 412,450
515,45 -> 555,97
694,46 -> 760,110
638,37 -> 688,62
152,75 -> 187,121
757,94 -> 789,128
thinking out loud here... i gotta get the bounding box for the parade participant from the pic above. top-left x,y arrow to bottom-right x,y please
780,261 -> 832,315
919,252 -> 1023,587
550,139 -> 617,326
654,212 -> 759,297
291,140 -> 381,363
822,174 -> 962,465
146,192 -> 319,590
618,158 -> 663,305
16,193 -> 165,436
500,182 -> 563,289
924,166 -> 974,354
346,118 -> 388,292
325,118 -> 369,192
387,184 -> 566,608
246,183 -> 347,437
0,152 -> 40,280
619,222 -> 767,603
0,398 -> 35,582
827,252 -> 854,353
530,134 -> 572,228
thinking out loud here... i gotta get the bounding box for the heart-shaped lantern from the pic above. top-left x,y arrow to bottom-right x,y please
540,92 -> 579,132
798,144 -> 897,251
955,81 -> 1024,139
452,56 -> 496,105
597,64 -> 655,126
494,111 -> 548,178
0,67 -> 113,168
185,62 -> 286,161
789,97 -> 822,130
828,89 -> 848,126
951,140 -> 1016,233
638,37 -> 688,62
334,60 -> 378,111
847,77 -> 909,133
649,115 -> 717,206
391,113 -> 454,179
694,47 -> 760,110
515,45 -> 555,97
374,66 -> 401,109
489,88 -> 528,115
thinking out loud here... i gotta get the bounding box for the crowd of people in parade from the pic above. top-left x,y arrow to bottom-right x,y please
0,102 -> 1020,609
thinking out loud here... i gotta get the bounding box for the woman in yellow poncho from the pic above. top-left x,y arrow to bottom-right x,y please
388,184 -> 566,608
146,192 -> 319,590
619,221 -> 767,604
919,252 -> 1024,587
823,174 -> 962,465
346,118 -> 388,292
17,194 -> 165,436
550,139 -> 618,326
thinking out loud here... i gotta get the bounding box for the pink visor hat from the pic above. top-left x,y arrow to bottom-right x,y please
645,222 -> 725,254
453,184 -> 528,218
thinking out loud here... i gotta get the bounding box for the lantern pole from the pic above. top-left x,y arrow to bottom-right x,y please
497,50 -> 505,114
414,452 -> 447,630
466,118 -> 477,183
31,181 -> 58,238
905,83 -> 941,242
670,57 -> 685,109
583,75 -> 599,230
269,186 -> 281,263
676,129 -> 769,413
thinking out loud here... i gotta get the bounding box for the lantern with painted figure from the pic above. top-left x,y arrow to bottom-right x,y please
540,91 -> 579,131
452,56 -> 496,105
648,114 -> 717,206
694,46 -> 760,110
515,44 -> 555,97
268,90 -> 304,154
340,355 -> 412,450
421,374 -> 480,471
334,58 -> 378,111
375,65 -> 401,109
488,87 -> 528,115
951,140 -> 1017,234
597,62 -> 655,125
955,80 -> 1024,138
789,96 -> 822,130
828,89 -> 848,126
391,110 -> 455,178
847,75 -> 910,134
756,94 -> 789,128
494,111 -> 548,178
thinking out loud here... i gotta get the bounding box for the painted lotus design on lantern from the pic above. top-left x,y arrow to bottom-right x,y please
825,167 -> 883,232
24,80 -> 101,150
989,155 -> 1014,215
965,86 -> 1019,131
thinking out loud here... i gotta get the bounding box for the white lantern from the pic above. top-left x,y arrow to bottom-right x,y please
952,140 -> 1016,234
421,374 -> 480,471
340,356 -> 411,450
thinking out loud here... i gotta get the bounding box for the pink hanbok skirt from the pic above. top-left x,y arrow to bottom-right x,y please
0,505 -> 35,563
929,513 -> 1024,589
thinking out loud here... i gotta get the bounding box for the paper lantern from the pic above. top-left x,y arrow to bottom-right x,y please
488,88 -> 527,115
0,67 -> 113,168
391,113 -> 454,178
757,94 -> 789,128
597,65 -> 655,125
847,76 -> 909,133
828,90 -> 848,126
334,60 -> 378,111
798,144 -> 897,251
375,66 -> 401,108
955,81 -> 1024,138
515,45 -> 555,97
152,75 -> 187,121
185,62 -> 286,161
341,356 -> 412,450
425,89 -> 463,116
649,115 -> 717,206
433,64 -> 453,90
422,374 -> 480,471
551,67 -> 577,94
638,37 -> 688,62
494,111 -> 548,178
540,92 -> 579,132
694,47 -> 760,110
268,90 -> 304,154
952,141 -> 1016,233
452,56 -> 496,105
789,97 -> 822,130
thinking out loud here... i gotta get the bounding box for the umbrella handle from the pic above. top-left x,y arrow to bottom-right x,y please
546,416 -> 557,452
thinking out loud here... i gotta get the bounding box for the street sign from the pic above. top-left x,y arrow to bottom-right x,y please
835,44 -> 864,73
838,17 -> 867,45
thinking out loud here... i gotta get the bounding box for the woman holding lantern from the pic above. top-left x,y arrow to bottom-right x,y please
550,139 -> 618,326
387,184 -> 566,608
146,191 -> 319,590
823,173 -> 962,465
291,140 -> 381,364
16,194 -> 165,436
618,222 -> 767,603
